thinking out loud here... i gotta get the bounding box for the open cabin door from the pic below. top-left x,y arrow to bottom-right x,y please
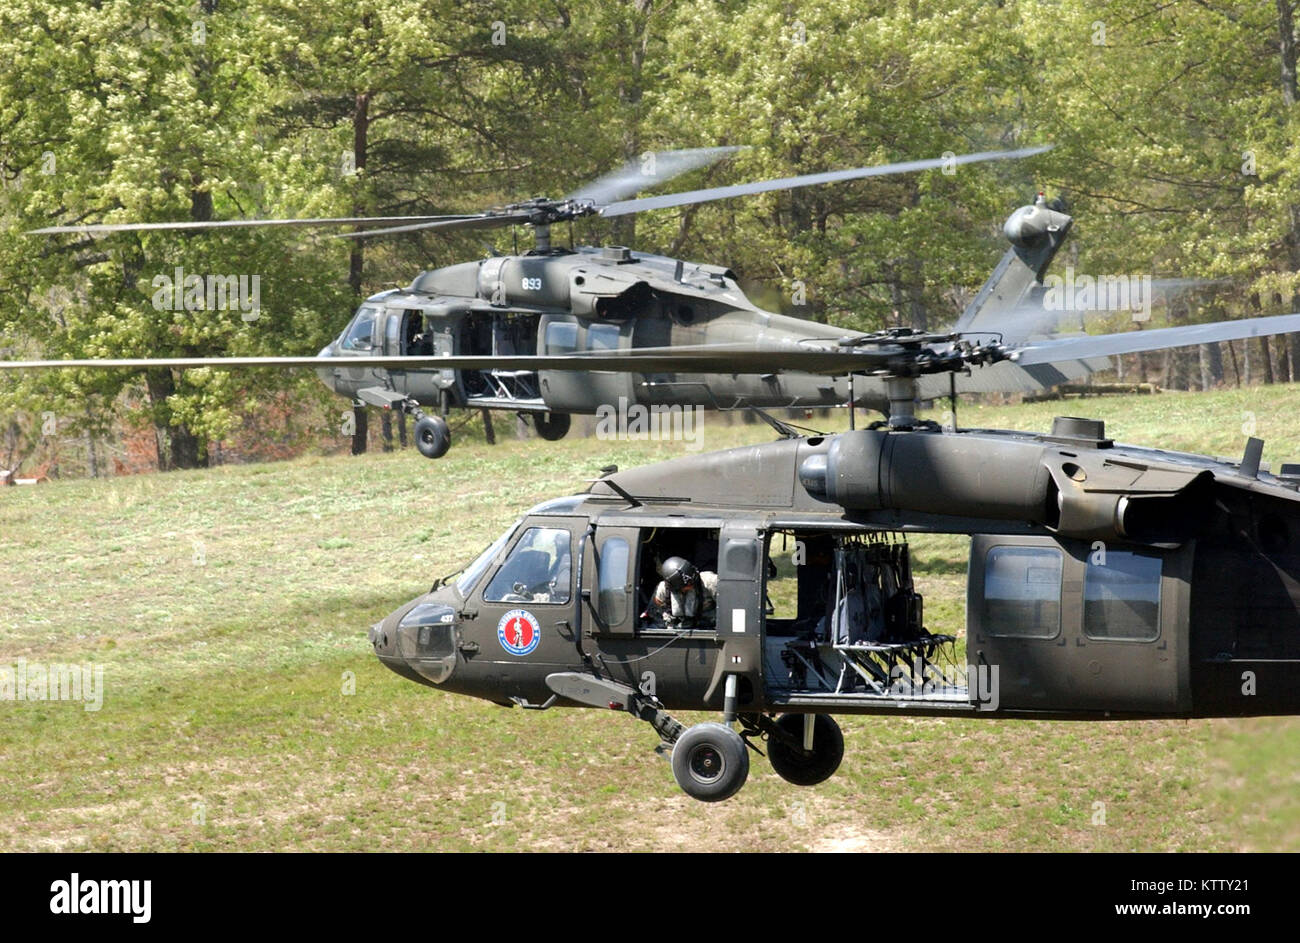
583,526 -> 640,637
707,522 -> 764,708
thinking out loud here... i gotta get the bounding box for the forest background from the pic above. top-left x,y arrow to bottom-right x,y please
2,0 -> 1296,475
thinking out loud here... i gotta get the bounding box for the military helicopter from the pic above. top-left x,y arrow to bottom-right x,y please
358,345 -> 1300,802
27,145 -> 1115,459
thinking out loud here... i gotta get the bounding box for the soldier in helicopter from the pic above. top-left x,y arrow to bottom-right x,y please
642,556 -> 718,630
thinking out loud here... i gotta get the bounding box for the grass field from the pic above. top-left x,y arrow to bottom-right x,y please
2,389 -> 1299,852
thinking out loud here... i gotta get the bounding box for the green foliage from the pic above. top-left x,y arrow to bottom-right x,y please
3,1 -> 1300,469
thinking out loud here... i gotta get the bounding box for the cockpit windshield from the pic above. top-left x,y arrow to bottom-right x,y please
340,305 -> 380,351
449,496 -> 586,598
454,526 -> 516,598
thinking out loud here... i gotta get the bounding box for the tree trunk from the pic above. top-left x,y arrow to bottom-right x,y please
1278,3 -> 1300,368
145,369 -> 206,470
906,256 -> 928,331
1208,342 -> 1224,385
83,405 -> 100,478
610,1 -> 654,248
349,90 -> 370,297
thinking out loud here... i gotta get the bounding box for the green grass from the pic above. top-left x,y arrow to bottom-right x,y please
2,390 -> 1299,851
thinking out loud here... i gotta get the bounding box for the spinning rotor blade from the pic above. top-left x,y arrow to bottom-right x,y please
333,213 -> 533,240
1013,313 -> 1300,365
335,146 -> 750,239
29,145 -> 1048,241
0,343 -> 897,377
990,277 -> 1231,342
27,216 -> 475,236
565,146 -> 745,205
599,146 -> 1053,217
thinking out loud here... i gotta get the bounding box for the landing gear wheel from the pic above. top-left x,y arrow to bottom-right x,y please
533,412 -> 571,441
767,714 -> 844,786
413,415 -> 451,459
671,722 -> 749,802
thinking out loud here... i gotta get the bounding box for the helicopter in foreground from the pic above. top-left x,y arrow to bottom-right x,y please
29,145 -> 1113,458
363,372 -> 1300,801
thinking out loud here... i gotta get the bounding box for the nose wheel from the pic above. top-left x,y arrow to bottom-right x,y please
355,387 -> 452,459
671,722 -> 750,802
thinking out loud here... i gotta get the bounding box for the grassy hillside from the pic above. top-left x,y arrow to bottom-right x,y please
1,388 -> 1298,851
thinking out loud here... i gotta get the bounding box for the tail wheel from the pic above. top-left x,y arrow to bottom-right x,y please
413,415 -> 451,459
767,714 -> 844,786
671,722 -> 749,802
533,412 -> 571,441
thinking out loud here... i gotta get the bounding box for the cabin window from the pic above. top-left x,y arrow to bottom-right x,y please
545,321 -> 578,354
1083,550 -> 1162,641
484,527 -> 572,604
341,306 -> 378,351
764,532 -> 802,621
588,323 -> 620,351
597,537 -> 630,625
983,546 -> 1062,639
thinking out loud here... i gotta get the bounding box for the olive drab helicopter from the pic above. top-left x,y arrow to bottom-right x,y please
26,144 -> 1118,459
357,393 -> 1300,802
349,282 -> 1300,801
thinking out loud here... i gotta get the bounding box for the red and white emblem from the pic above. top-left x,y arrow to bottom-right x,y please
497,609 -> 541,656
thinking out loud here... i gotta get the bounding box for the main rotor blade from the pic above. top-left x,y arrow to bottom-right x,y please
0,343 -> 897,376
989,277 -> 1232,343
599,146 -> 1052,218
565,146 -> 745,206
333,213 -> 532,240
1013,313 -> 1300,365
27,216 -> 476,236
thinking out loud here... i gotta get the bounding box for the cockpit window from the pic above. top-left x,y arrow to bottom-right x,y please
484,527 -> 572,604
341,306 -> 379,351
454,526 -> 515,598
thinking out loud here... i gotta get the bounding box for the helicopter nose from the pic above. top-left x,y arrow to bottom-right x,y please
371,601 -> 459,686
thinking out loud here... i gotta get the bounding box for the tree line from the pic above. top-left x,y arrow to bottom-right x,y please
1,0 -> 1297,472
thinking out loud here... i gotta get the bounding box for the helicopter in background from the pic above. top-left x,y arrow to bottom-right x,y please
28,145 -> 1116,459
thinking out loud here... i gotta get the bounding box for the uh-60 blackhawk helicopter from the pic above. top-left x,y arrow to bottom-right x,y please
354,330 -> 1300,802
28,144 -> 1122,458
